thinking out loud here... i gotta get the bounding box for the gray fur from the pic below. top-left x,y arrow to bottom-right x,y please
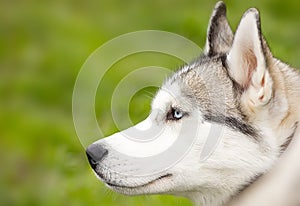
204,1 -> 233,56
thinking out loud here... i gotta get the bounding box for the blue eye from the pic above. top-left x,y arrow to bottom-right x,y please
173,110 -> 183,119
166,107 -> 185,121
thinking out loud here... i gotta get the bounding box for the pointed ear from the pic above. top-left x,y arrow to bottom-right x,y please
227,9 -> 273,107
204,1 -> 234,56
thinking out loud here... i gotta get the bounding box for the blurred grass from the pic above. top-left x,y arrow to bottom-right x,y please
1,0 -> 300,205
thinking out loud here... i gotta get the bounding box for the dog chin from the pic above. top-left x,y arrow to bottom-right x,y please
98,173 -> 173,195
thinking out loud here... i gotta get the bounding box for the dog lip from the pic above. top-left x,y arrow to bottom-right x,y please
105,174 -> 173,189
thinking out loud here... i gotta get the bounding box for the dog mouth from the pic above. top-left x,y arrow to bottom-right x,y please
104,174 -> 173,189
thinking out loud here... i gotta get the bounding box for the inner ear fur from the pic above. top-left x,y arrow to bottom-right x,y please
227,8 -> 274,108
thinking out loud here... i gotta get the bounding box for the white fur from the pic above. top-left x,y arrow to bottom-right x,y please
90,79 -> 279,206
87,5 -> 300,206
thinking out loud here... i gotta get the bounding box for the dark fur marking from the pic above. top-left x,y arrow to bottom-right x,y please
280,122 -> 298,152
204,114 -> 259,140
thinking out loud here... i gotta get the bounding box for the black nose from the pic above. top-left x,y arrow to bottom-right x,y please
86,144 -> 108,169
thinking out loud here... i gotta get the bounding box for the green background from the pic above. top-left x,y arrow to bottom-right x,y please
1,0 -> 300,205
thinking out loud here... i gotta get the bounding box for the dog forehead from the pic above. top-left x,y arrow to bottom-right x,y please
168,55 -> 225,84
152,83 -> 182,110
152,55 -> 236,113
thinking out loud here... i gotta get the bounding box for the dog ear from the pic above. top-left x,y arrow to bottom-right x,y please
204,1 -> 233,56
227,9 -> 273,108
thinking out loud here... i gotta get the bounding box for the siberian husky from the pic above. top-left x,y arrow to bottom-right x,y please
86,2 -> 300,206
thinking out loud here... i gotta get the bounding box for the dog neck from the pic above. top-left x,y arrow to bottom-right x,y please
184,187 -> 239,206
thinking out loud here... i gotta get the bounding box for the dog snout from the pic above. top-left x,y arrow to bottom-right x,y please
86,144 -> 108,169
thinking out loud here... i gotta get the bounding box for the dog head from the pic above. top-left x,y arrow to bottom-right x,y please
86,2 -> 292,205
